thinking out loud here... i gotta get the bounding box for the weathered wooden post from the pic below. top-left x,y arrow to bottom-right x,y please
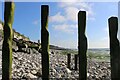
67,53 -> 71,69
108,17 -> 120,80
74,54 -> 78,70
38,40 -> 41,50
41,5 -> 49,79
78,11 -> 87,80
38,40 -> 40,44
2,2 -> 15,80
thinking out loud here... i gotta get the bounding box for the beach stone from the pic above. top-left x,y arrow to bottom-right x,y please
36,71 -> 42,77
31,69 -> 37,75
66,68 -> 72,74
87,73 -> 90,77
61,63 -> 65,66
51,68 -> 57,73
0,47 -> 110,79
27,73 -> 37,78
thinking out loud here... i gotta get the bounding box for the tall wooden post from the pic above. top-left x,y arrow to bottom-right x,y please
74,54 -> 78,70
2,2 -> 15,80
108,17 -> 120,80
67,54 -> 71,69
78,11 -> 87,80
38,40 -> 40,44
41,5 -> 49,79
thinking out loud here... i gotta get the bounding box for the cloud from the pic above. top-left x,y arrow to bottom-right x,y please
78,3 -> 95,20
32,20 -> 39,25
59,0 -> 84,7
58,2 -> 95,22
65,7 -> 79,22
49,2 -> 95,34
49,12 -> 66,23
49,2 -> 95,24
53,24 -> 77,34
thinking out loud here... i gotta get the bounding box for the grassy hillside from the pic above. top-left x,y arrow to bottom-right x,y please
0,20 -> 29,41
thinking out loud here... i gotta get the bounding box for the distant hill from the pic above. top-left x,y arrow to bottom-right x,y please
0,20 -> 67,50
50,45 -> 67,50
13,29 -> 29,41
0,20 -> 29,41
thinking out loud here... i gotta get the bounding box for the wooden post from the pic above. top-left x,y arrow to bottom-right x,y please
38,40 -> 40,44
74,54 -> 78,70
2,2 -> 15,80
108,17 -> 120,80
67,54 -> 71,69
78,11 -> 87,80
41,5 -> 49,79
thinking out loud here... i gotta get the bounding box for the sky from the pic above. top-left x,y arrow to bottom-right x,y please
0,1 -> 119,49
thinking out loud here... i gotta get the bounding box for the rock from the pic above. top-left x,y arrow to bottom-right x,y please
91,66 -> 96,70
27,73 -> 37,78
36,71 -> 42,77
87,73 -> 90,77
51,68 -> 57,73
31,70 -> 37,75
32,48 -> 39,54
61,63 -> 65,66
107,65 -> 111,69
66,68 -> 72,74
74,74 -> 79,78
51,51 -> 54,54
12,45 -> 18,52
17,71 -> 23,77
55,73 -> 61,78
8,48 -> 111,79
0,75 -> 2,80
55,66 -> 61,72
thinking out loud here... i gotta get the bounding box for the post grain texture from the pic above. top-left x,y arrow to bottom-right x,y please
108,17 -> 120,80
2,2 -> 15,80
78,11 -> 87,80
41,5 -> 49,80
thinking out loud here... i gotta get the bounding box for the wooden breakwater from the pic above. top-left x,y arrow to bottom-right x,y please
2,2 -> 120,80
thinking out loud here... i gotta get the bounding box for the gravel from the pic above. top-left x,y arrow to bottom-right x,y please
0,49 -> 111,79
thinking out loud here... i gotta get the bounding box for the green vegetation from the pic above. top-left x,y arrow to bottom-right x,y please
60,49 -> 110,62
60,50 -> 78,55
87,51 -> 109,59
13,29 -> 29,41
87,51 -> 110,61
0,22 -> 29,41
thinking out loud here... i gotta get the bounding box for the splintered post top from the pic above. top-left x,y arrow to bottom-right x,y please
41,5 -> 49,29
108,17 -> 118,38
78,11 -> 86,35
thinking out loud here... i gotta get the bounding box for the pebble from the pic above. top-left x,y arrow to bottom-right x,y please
31,70 -> 37,75
26,73 -> 37,78
66,68 -> 72,74
0,49 -> 111,79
